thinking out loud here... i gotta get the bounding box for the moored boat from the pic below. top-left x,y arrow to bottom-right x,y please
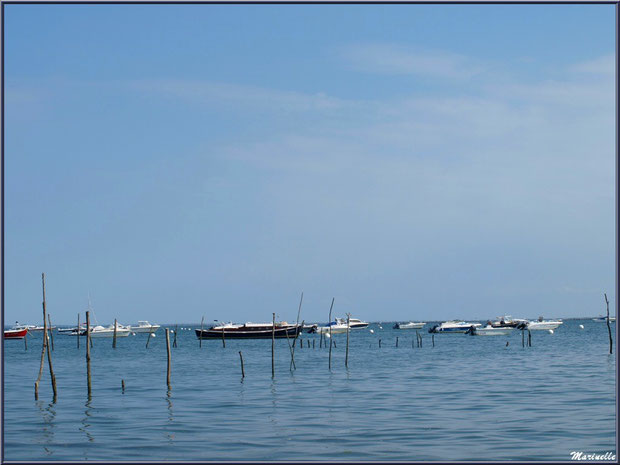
429,320 -> 482,333
4,328 -> 29,339
393,321 -> 426,330
592,316 -> 616,322
130,321 -> 161,333
490,316 -> 529,328
466,325 -> 513,336
196,321 -> 302,339
88,324 -> 132,338
58,326 -> 88,336
335,317 -> 369,329
526,317 -> 563,331
311,320 -> 349,334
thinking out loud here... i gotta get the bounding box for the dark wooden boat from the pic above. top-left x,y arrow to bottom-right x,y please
195,322 -> 302,339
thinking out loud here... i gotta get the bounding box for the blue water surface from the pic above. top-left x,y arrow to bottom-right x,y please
2,319 -> 616,461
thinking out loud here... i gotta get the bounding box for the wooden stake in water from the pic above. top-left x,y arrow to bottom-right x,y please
379,339 -> 382,348
113,318 -> 118,348
121,379 -> 125,393
77,313 -> 80,349
146,327 -> 153,349
41,274 -> 57,399
48,314 -> 55,351
396,336 -> 399,347
528,329 -> 532,347
432,334 -> 435,348
24,331 -> 28,350
345,314 -> 350,368
166,328 -> 171,387
199,316 -> 204,348
222,324 -> 226,348
34,310 -> 47,400
173,325 -> 178,348
239,351 -> 245,378
285,321 -> 296,371
291,292 -> 303,360
328,298 -> 335,370
605,293 -> 613,354
271,313 -> 275,378
86,310 -> 92,397
522,329 -> 525,348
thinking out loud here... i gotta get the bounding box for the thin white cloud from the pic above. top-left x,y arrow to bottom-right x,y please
569,54 -> 615,75
339,42 -> 485,79
128,78 -> 348,113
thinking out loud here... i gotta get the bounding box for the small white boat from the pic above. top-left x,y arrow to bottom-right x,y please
58,326 -> 88,336
467,325 -> 513,336
88,324 -> 132,338
429,320 -> 482,333
335,317 -> 369,329
129,321 -> 161,333
527,317 -> 563,331
592,316 -> 616,322
393,322 -> 426,330
312,320 -> 349,334
490,315 -> 529,328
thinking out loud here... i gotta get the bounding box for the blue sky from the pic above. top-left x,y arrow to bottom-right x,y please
3,4 -> 616,325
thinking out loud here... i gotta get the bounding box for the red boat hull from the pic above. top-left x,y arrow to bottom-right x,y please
4,328 -> 28,339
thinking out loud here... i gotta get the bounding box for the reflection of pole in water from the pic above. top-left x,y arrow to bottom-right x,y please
166,388 -> 174,443
36,400 -> 57,455
80,397 -> 95,445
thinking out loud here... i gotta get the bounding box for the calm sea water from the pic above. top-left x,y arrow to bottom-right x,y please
3,319 -> 617,461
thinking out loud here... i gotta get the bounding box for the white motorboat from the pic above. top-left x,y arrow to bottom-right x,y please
526,317 -> 563,331
335,317 -> 369,329
88,324 -> 132,338
429,320 -> 482,333
592,316 -> 616,322
466,325 -> 514,336
312,320 -> 349,334
393,322 -> 426,330
58,326 -> 88,336
490,315 -> 529,328
130,321 -> 161,333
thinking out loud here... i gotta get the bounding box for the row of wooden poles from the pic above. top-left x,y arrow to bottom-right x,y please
29,277 -> 616,400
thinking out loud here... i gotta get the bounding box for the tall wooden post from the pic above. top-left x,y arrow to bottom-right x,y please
199,316 -> 204,348
166,328 -> 171,387
605,293 -> 613,354
222,325 -> 226,348
328,298 -> 334,370
77,313 -> 80,349
146,327 -> 153,348
345,314 -> 350,368
41,274 -> 57,398
113,318 -> 118,348
48,314 -> 55,351
271,313 -> 275,378
291,292 -> 303,363
286,323 -> 296,371
86,310 -> 92,397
